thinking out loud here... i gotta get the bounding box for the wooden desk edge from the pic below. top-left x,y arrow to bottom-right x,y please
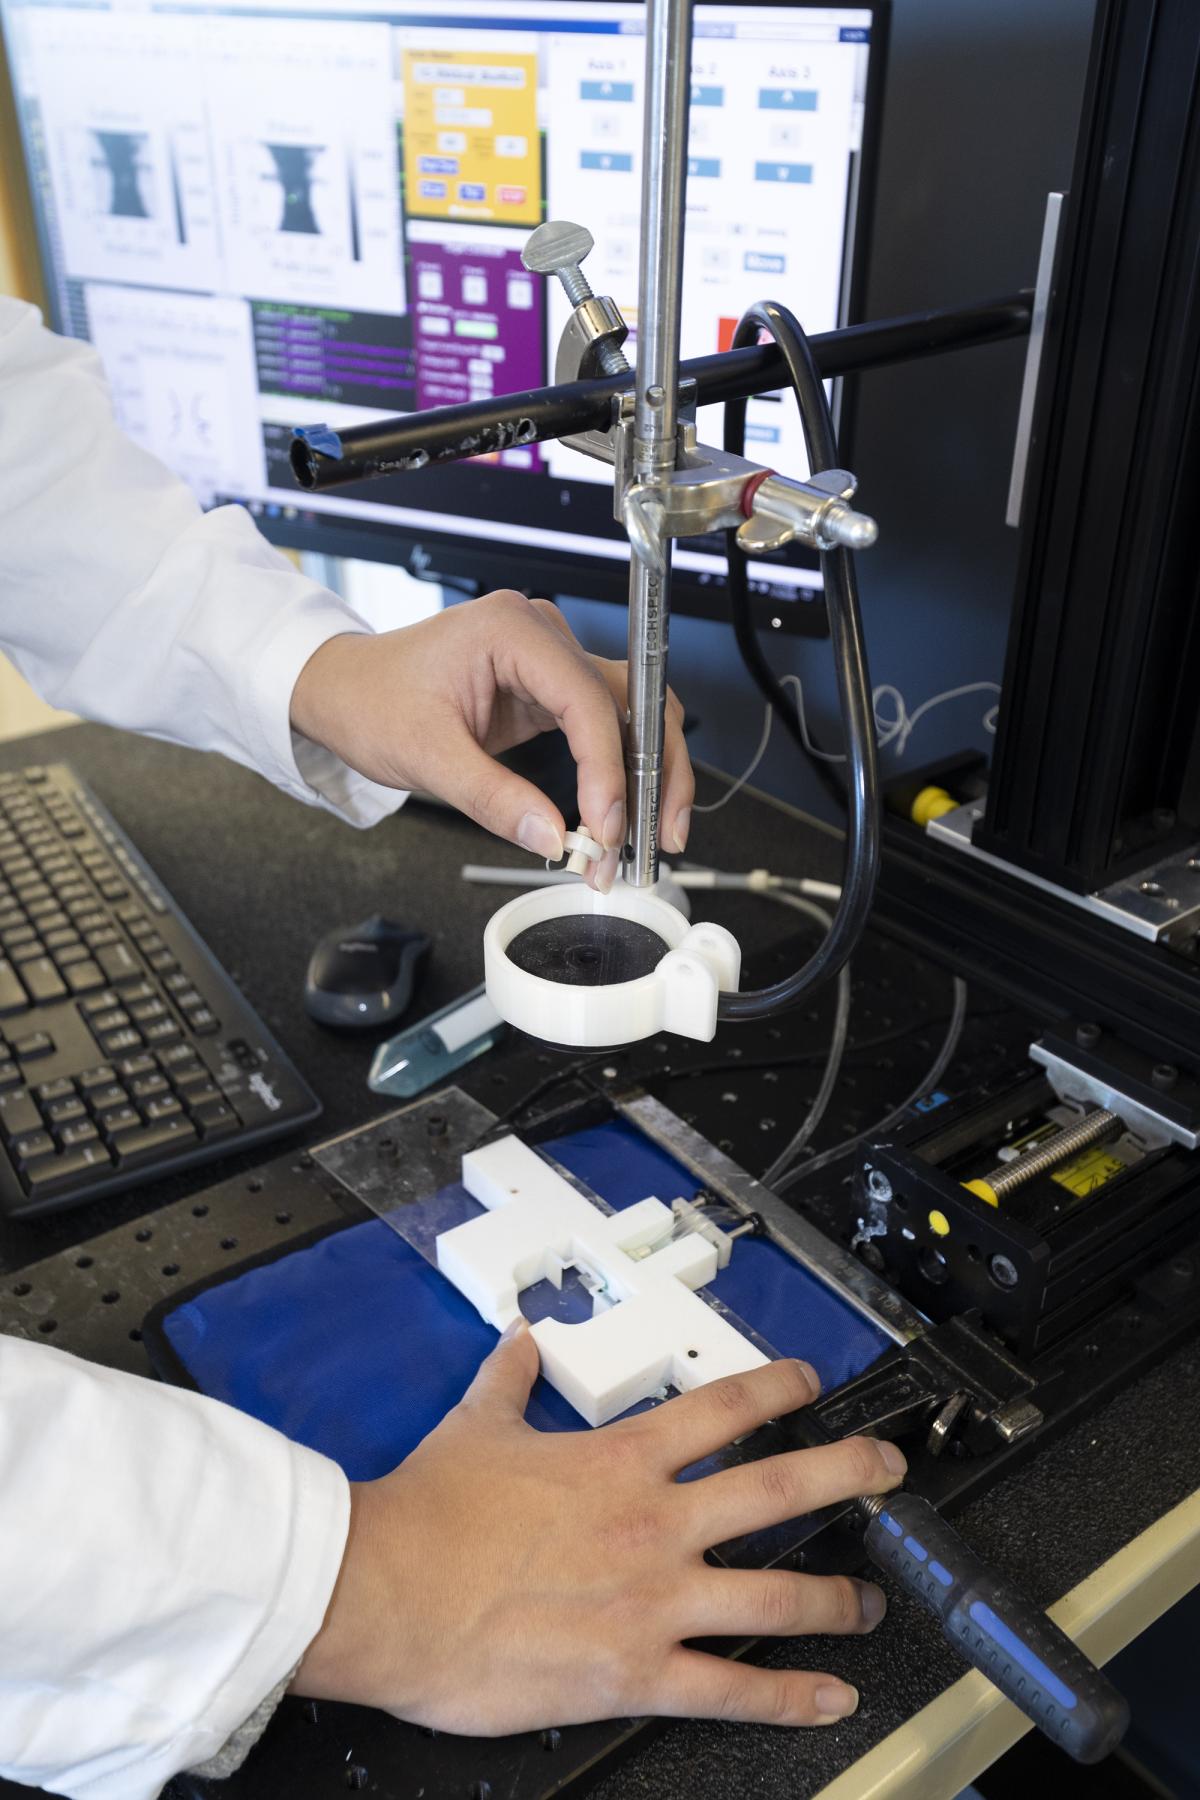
812,1487 -> 1200,1800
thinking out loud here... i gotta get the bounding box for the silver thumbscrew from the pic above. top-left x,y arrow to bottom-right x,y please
522,220 -> 630,376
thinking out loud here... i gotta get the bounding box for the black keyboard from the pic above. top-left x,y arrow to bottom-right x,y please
0,763 -> 320,1219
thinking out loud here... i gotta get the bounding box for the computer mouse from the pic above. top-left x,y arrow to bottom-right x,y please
304,916 -> 431,1031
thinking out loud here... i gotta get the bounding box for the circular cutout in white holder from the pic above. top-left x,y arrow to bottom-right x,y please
484,878 -> 741,1046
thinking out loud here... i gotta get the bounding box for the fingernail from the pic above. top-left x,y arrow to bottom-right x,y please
601,799 -> 626,851
500,1317 -> 529,1342
815,1682 -> 859,1720
878,1440 -> 907,1478
857,1582 -> 886,1629
671,807 -> 691,853
518,813 -> 563,861
592,847 -> 621,894
794,1358 -> 820,1397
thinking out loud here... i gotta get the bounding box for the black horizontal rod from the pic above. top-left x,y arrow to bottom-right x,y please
290,290 -> 1033,492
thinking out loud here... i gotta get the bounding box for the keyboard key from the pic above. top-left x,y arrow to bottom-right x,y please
66,961 -> 107,994
80,990 -> 120,1016
12,1129 -> 55,1166
111,1115 -> 198,1165
0,1062 -> 23,1091
114,1053 -> 156,1080
147,950 -> 180,975
22,958 -> 67,1004
9,942 -> 45,966
46,1097 -> 87,1128
34,1077 -> 75,1103
30,910 -> 69,935
98,879 -> 128,902
0,1091 -> 41,1139
11,1033 -> 54,1061
76,1064 -> 116,1091
144,1095 -> 184,1122
115,902 -> 147,925
87,927 -> 121,951
43,928 -> 80,951
163,972 -> 191,994
175,988 -> 203,1011
143,1019 -> 183,1048
157,1043 -> 201,1072
191,1099 -> 240,1139
55,882 -> 91,904
56,945 -> 91,970
122,981 -> 158,1005
130,999 -> 167,1026
130,1073 -> 170,1101
188,1008 -> 220,1035
0,960 -> 28,1014
87,1083 -> 128,1113
96,942 -> 141,986
59,1119 -> 101,1149
91,1008 -> 131,1034
0,926 -> 36,949
179,1079 -> 222,1108
22,1141 -> 113,1197
99,1104 -> 141,1137
99,1027 -> 143,1056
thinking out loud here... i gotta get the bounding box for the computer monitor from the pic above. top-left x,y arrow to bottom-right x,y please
1,0 -> 886,632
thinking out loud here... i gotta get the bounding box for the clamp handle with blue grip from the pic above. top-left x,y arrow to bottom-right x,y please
858,1491 -> 1129,1763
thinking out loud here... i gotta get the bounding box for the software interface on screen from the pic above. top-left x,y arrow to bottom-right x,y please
2,0 -> 877,606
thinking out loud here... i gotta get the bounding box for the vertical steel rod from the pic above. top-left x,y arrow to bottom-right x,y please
624,0 -> 693,887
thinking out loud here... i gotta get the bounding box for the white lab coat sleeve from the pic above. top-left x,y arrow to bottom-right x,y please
0,1333 -> 351,1800
0,297 -> 404,829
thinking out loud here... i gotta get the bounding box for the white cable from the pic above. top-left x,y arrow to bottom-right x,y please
696,672 -> 1002,811
779,671 -> 1001,765
692,697 -> 774,815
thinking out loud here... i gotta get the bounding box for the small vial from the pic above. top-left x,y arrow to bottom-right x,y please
368,984 -> 506,1100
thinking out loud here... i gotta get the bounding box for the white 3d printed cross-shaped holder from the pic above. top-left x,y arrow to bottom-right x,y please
437,1135 -> 768,1425
483,878 -> 741,1047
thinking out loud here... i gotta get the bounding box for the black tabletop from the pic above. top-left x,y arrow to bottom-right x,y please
1,721 -> 1197,1800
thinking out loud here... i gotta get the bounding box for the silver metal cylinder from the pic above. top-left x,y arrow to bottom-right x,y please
624,0 -> 693,887
976,1108 -> 1122,1201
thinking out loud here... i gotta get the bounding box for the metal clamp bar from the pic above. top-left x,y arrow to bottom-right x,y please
289,293 -> 1034,492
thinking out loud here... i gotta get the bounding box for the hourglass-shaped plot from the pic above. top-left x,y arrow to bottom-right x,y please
92,130 -> 153,219
264,142 -> 324,235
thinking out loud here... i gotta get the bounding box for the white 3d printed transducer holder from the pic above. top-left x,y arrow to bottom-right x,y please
483,877 -> 741,1046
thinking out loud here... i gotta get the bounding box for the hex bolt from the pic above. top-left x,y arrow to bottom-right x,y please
522,220 -> 630,376
989,1253 -> 1020,1289
867,1169 -> 893,1203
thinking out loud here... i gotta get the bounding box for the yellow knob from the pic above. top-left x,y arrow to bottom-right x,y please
911,785 -> 959,828
963,1178 -> 999,1207
928,1209 -> 951,1237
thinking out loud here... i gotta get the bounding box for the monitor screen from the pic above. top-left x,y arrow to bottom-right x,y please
1,0 -> 883,628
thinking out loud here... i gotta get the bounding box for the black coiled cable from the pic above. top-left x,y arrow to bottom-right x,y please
716,299 -> 880,1023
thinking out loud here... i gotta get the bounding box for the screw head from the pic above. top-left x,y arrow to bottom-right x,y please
1152,1062 -> 1179,1091
989,1253 -> 1019,1289
522,219 -> 594,275
1075,1021 -> 1102,1049
867,1169 -> 893,1203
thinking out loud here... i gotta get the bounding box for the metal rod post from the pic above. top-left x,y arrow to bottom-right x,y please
624,0 -> 693,888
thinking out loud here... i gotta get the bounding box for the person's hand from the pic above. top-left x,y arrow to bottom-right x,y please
289,592 -> 693,891
292,1324 -> 906,1734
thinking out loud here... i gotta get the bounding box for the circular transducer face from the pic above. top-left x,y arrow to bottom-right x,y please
506,914 -> 669,987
